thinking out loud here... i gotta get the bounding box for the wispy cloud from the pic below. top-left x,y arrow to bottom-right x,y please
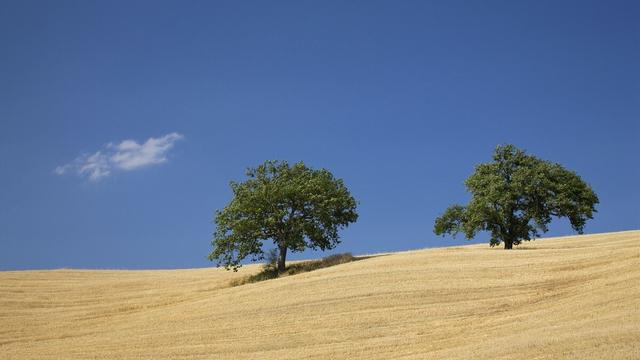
55,132 -> 184,181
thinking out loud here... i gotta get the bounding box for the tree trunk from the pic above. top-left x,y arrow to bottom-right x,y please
277,245 -> 287,273
504,239 -> 513,250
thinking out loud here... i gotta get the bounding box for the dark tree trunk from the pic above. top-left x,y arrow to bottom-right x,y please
504,239 -> 513,250
277,245 -> 287,273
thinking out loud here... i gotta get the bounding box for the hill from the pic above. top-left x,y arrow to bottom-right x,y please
1,231 -> 638,359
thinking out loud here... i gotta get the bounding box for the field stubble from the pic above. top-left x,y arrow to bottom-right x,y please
1,231 -> 638,359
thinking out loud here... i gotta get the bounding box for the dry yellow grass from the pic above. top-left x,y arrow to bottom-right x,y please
1,230 -> 639,359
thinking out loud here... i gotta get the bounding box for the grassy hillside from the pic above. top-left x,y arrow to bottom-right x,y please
1,231 -> 638,359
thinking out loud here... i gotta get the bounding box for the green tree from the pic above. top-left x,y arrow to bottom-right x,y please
434,144 -> 599,249
209,160 -> 358,273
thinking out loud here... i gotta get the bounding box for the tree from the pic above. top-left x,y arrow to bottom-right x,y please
434,144 -> 599,249
209,160 -> 358,273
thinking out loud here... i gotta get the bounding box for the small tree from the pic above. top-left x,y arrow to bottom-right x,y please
434,144 -> 598,249
209,160 -> 358,273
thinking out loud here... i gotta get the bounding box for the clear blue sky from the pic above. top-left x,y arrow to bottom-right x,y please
1,1 -> 638,270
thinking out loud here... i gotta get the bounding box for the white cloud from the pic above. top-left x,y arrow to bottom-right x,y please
110,132 -> 184,170
55,132 -> 184,181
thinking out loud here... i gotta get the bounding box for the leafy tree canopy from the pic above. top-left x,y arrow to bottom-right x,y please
209,160 -> 358,272
434,144 -> 599,249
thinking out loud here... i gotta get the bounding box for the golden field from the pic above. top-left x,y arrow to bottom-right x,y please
1,230 -> 638,359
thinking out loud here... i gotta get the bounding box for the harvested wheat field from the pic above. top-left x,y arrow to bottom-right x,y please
1,230 -> 639,359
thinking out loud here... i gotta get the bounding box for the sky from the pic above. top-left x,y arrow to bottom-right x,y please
1,0 -> 638,270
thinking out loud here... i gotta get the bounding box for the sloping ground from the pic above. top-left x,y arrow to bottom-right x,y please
1,231 -> 638,359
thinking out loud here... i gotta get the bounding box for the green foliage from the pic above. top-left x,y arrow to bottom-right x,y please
434,144 -> 599,249
209,160 -> 358,271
